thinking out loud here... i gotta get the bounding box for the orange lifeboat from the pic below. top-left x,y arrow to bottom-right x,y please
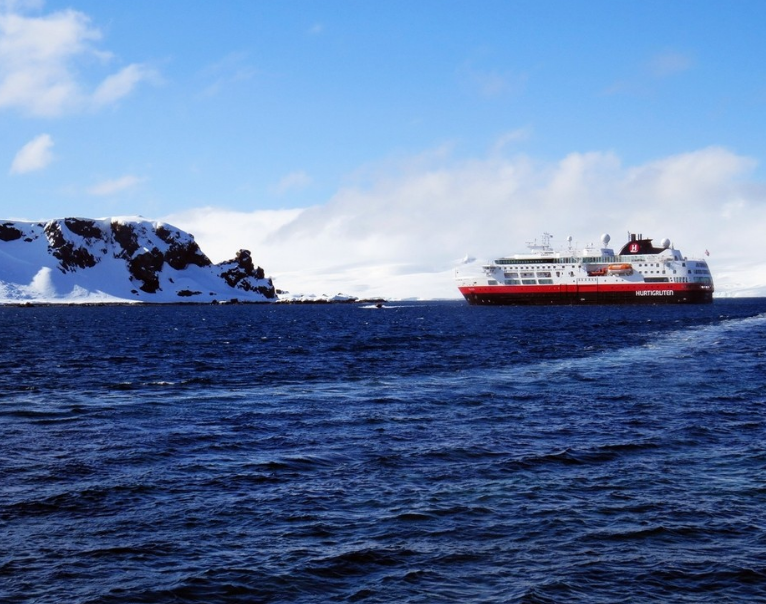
607,263 -> 633,275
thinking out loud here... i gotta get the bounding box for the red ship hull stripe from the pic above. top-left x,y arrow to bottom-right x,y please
458,283 -> 710,295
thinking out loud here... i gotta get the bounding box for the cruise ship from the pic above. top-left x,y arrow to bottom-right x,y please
455,233 -> 714,305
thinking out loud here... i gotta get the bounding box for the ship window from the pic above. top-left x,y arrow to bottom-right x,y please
522,279 -> 536,285
538,279 -> 554,285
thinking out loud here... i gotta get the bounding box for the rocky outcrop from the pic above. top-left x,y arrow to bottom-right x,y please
156,224 -> 212,270
218,249 -> 275,298
110,221 -> 140,258
65,218 -> 103,239
0,217 -> 278,303
44,219 -> 99,272
0,223 -> 23,242
128,247 -> 165,293
116,222 -> 213,292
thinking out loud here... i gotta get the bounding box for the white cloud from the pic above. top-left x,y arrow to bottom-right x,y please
491,128 -> 533,153
92,63 -> 159,108
164,146 -> 765,301
199,52 -> 257,97
273,170 -> 313,195
605,50 -> 694,96
164,207 -> 303,258
0,1 -> 43,12
10,133 -> 53,173
0,4 -> 156,116
87,174 -> 144,196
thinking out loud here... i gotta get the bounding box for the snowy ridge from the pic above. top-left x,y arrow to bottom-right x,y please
0,217 -> 276,304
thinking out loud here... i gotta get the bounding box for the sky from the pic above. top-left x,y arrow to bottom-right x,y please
2,0 -> 766,299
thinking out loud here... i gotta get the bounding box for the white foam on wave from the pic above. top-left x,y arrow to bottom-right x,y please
196,309 -> 766,403
499,310 -> 766,388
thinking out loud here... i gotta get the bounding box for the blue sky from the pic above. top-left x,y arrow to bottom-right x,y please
2,0 -> 766,298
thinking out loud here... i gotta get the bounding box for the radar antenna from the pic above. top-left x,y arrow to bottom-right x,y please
526,232 -> 554,253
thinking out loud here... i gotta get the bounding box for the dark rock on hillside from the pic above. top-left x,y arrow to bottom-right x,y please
113,223 -> 213,292
129,248 -> 165,293
156,225 -> 212,270
65,218 -> 104,240
110,221 -> 140,258
0,223 -> 22,242
218,249 -> 275,298
44,220 -> 98,273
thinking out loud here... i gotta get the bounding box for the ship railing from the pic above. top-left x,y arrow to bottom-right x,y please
494,251 -> 688,267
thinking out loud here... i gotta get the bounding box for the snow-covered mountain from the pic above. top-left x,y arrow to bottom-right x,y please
0,217 -> 277,304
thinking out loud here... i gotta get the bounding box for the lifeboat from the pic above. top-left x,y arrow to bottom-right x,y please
607,263 -> 633,275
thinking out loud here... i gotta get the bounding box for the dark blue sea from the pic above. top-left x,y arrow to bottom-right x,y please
2,300 -> 766,603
